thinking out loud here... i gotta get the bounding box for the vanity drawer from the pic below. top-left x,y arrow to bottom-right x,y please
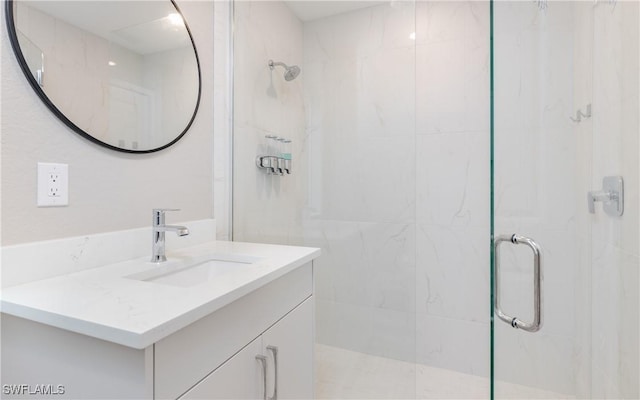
154,263 -> 312,400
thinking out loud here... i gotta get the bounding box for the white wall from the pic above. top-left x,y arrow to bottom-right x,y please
1,0 -> 214,246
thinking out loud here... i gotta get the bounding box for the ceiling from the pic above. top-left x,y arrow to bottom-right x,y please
283,1 -> 382,21
24,1 -> 386,52
21,1 -> 191,54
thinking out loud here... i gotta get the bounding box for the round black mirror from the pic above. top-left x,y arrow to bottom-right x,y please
5,0 -> 201,153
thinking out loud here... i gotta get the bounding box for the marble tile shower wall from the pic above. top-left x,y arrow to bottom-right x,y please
414,1 -> 490,376
231,1 -> 637,396
232,1 -> 307,244
589,1 -> 639,397
302,1 -> 491,375
492,2 -> 579,395
493,2 -> 639,397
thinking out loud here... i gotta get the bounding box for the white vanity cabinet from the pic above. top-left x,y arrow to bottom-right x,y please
1,262 -> 314,400
260,297 -> 314,399
154,263 -> 313,399
181,336 -> 263,399
181,298 -> 313,400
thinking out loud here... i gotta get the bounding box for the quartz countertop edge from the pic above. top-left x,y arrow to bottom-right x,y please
0,241 -> 321,349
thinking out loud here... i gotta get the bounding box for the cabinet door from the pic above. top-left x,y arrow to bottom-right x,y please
181,337 -> 263,400
262,297 -> 314,400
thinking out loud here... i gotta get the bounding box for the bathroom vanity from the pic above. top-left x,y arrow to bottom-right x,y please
1,231 -> 320,400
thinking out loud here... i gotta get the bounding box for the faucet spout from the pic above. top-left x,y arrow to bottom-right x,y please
151,209 -> 189,263
156,225 -> 190,236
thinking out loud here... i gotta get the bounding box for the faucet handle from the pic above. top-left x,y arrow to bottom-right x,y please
587,176 -> 623,217
587,191 -> 609,214
153,208 -> 180,213
152,208 -> 181,224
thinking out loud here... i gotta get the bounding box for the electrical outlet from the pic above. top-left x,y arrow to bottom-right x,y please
48,171 -> 61,197
37,163 -> 68,207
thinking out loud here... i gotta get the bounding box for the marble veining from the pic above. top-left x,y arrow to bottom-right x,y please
1,240 -> 320,349
316,344 -> 575,399
300,0 -> 490,373
229,0 -> 638,397
1,219 -> 217,288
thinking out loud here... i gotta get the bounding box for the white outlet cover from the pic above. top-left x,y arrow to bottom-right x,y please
37,162 -> 69,207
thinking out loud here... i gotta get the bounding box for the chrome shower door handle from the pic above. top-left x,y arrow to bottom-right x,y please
493,234 -> 542,333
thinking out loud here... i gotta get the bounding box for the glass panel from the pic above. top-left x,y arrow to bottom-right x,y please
232,1 -> 493,398
492,1 -> 639,398
232,2 -> 419,398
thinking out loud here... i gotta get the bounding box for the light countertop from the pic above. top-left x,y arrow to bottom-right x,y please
0,241 -> 320,349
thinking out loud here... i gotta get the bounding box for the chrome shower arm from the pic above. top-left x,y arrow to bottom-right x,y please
268,60 -> 288,70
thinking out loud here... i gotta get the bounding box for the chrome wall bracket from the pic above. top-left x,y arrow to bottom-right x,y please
493,234 -> 543,333
588,176 -> 623,217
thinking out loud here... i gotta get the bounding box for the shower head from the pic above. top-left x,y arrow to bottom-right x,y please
269,59 -> 301,81
284,65 -> 301,81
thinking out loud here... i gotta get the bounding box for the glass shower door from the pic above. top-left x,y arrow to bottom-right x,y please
232,1 -> 420,398
491,1 -> 639,399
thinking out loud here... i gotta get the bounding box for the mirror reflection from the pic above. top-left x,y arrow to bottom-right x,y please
10,0 -> 201,152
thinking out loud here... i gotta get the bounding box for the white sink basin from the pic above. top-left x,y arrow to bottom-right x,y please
125,254 -> 262,288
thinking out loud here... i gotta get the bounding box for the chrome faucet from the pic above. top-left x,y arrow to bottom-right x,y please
151,209 -> 189,263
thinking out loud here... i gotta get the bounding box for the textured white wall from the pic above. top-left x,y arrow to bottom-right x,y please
1,0 -> 214,246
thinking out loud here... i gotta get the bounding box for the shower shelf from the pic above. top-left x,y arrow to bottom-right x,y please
256,155 -> 291,175
258,135 -> 292,175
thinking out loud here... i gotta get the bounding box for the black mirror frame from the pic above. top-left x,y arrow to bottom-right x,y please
4,0 -> 202,154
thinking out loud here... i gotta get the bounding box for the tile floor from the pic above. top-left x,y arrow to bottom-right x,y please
315,344 -> 575,399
